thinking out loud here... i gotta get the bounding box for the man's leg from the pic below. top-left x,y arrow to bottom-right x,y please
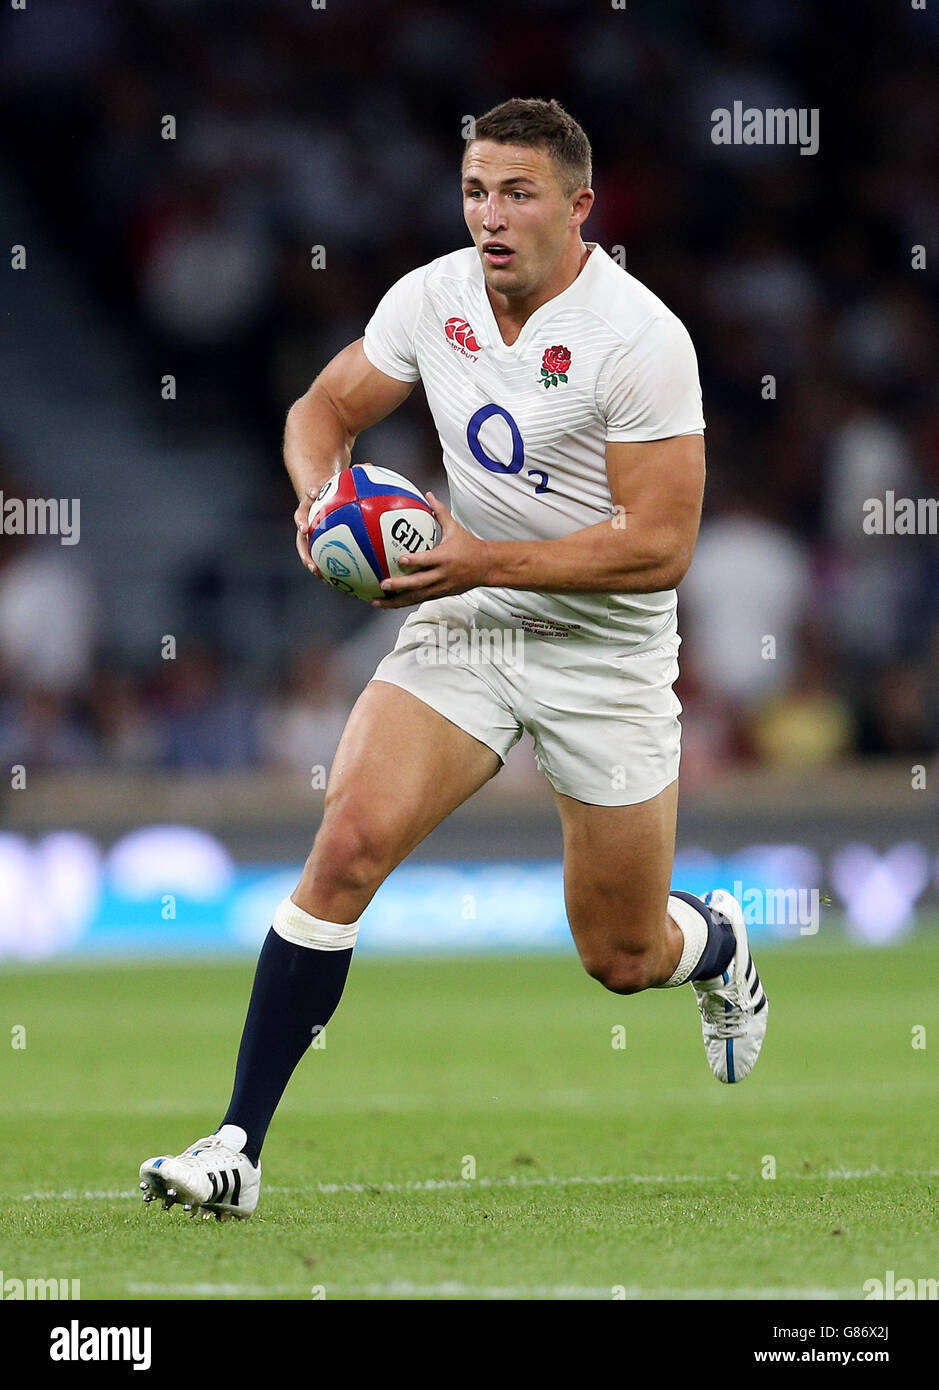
554,779 -> 683,992
552,778 -> 735,994
218,679 -> 502,1163
292,680 -> 501,921
553,778 -> 767,1084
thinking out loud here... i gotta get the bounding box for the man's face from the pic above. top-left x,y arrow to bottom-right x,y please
462,141 -> 583,300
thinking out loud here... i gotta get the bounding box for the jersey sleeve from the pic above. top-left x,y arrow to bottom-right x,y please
361,264 -> 426,383
599,312 -> 705,442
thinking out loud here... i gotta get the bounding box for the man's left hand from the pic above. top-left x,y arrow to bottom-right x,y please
372,492 -> 492,609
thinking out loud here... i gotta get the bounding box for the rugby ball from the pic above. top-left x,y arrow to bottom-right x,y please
308,464 -> 439,601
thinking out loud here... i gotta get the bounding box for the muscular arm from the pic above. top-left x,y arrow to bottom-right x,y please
481,434 -> 705,593
285,338 -> 415,498
286,338 -> 416,571
376,432 -> 705,606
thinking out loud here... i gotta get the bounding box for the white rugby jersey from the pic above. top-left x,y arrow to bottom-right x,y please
362,242 -> 704,647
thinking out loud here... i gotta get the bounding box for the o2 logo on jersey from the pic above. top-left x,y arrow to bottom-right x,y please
467,404 -> 523,474
467,404 -> 550,494
444,317 -> 481,358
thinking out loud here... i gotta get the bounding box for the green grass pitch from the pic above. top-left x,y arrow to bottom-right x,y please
2,936 -> 937,1301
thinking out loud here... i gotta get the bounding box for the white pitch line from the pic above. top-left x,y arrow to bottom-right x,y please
15,1189 -> 137,1201
128,1282 -> 304,1298
126,1280 -> 856,1301
343,1282 -> 855,1301
10,1166 -> 938,1203
295,1164 -> 938,1195
307,1172 -> 726,1195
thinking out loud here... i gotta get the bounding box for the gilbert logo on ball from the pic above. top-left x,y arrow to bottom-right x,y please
308,464 -> 439,601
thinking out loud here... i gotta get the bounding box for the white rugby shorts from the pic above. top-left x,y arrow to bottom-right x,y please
371,595 -> 681,807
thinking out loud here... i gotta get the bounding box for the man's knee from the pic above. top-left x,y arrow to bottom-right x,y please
581,947 -> 658,995
304,809 -> 393,897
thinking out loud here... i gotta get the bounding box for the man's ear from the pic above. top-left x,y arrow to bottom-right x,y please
571,186 -> 595,226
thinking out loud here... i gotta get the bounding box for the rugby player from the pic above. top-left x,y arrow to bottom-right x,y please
139,98 -> 767,1220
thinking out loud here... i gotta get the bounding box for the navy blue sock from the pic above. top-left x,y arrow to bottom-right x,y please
221,928 -> 353,1165
670,890 -> 736,981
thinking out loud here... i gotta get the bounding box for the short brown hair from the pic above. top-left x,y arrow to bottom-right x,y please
466,97 -> 592,196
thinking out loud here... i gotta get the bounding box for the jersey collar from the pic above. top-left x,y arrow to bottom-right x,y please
475,241 -> 603,353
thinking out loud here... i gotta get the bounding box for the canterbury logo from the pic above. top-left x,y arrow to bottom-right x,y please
444,317 -> 481,354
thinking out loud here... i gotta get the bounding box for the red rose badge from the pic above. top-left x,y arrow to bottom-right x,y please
539,345 -> 571,388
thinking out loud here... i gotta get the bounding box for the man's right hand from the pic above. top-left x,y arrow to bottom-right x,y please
294,489 -> 323,577
285,339 -> 417,580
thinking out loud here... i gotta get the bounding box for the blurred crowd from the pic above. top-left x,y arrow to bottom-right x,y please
0,0 -> 937,781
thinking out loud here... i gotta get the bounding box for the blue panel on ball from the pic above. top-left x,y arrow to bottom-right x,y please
350,465 -> 426,507
312,498 -> 383,581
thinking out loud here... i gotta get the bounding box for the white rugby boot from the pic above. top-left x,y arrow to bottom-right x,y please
692,889 -> 768,1084
138,1127 -> 260,1221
